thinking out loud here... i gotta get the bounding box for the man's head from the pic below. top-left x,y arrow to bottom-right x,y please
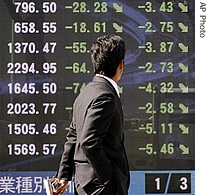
90,34 -> 125,82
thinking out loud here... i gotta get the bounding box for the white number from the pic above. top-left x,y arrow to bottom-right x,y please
8,124 -> 36,135
155,177 -> 161,190
43,103 -> 57,114
42,144 -> 57,155
42,62 -> 57,74
15,2 -> 36,13
7,103 -> 36,115
8,144 -> 37,155
43,42 -> 57,53
43,2 -> 57,13
15,2 -> 57,14
180,177 -> 188,190
43,83 -> 57,94
8,83 -> 36,94
43,123 -> 57,135
43,22 -> 57,33
8,42 -> 37,54
7,62 -> 36,74
14,22 -> 36,34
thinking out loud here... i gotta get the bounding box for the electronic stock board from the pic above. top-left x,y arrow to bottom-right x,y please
0,0 -> 195,194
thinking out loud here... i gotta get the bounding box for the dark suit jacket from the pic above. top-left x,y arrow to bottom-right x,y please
56,76 -> 130,194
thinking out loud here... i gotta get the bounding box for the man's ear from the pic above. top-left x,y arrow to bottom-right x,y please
119,60 -> 124,71
112,60 -> 124,83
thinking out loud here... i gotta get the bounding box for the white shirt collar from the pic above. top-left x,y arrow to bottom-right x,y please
96,74 -> 120,97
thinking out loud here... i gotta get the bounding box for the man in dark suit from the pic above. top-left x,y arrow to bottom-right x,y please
54,35 -> 130,195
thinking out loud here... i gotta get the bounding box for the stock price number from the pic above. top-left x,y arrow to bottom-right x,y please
8,82 -> 57,95
67,2 -> 108,13
14,2 -> 57,14
139,143 -> 175,155
7,143 -> 57,156
7,62 -> 57,74
8,123 -> 57,135
139,41 -> 174,53
65,42 -> 89,53
7,102 -> 57,115
14,22 -> 57,34
139,122 -> 173,135
139,21 -> 174,33
139,82 -> 175,94
139,61 -> 175,74
139,142 -> 189,156
138,1 -> 174,13
66,62 -> 90,74
8,42 -> 57,54
139,102 -> 174,114
66,21 -> 106,33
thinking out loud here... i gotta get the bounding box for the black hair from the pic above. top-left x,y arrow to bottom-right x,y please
90,34 -> 125,78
